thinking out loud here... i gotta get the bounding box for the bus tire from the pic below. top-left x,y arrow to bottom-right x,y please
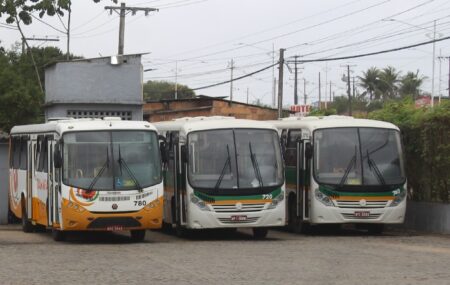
175,223 -> 188,238
161,221 -> 172,233
252,228 -> 268,239
367,224 -> 384,235
21,200 -> 34,233
288,195 -> 304,234
130,230 -> 146,242
52,228 -> 66,241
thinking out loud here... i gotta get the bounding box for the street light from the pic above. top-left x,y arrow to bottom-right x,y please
384,18 -> 442,107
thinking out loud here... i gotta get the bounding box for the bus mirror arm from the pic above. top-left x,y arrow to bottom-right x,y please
305,142 -> 313,160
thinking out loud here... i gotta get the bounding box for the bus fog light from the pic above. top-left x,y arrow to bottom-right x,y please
190,193 -> 210,211
390,190 -> 406,207
315,189 -> 334,207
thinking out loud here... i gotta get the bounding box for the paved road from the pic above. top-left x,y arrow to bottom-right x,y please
0,225 -> 449,285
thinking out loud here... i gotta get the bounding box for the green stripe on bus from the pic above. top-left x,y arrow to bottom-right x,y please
194,188 -> 282,202
319,184 -> 405,197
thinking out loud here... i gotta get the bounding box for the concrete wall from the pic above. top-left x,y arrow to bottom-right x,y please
0,143 -> 8,224
403,201 -> 450,234
46,104 -> 143,121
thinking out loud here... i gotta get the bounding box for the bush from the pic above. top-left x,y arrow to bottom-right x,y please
369,100 -> 450,202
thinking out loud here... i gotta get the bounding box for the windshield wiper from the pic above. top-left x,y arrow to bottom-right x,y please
214,144 -> 231,190
338,146 -> 357,188
88,147 -> 109,191
366,149 -> 386,185
117,145 -> 143,192
249,142 -> 263,187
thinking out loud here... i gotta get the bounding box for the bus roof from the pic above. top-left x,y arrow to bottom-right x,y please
10,118 -> 157,136
269,116 -> 399,131
153,116 -> 278,133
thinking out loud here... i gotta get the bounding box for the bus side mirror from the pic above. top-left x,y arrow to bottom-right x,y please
305,142 -> 313,160
54,142 -> 62,168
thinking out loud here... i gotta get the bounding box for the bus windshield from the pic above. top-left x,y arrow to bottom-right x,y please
313,127 -> 405,187
187,129 -> 284,192
63,131 -> 161,190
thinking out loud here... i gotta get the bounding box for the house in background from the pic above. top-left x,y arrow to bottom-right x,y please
44,54 -> 145,121
143,95 -> 280,122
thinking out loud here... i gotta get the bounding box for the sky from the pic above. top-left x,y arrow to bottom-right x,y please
1,0 -> 450,107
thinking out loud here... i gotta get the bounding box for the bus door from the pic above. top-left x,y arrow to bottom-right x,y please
169,132 -> 187,226
297,131 -> 312,221
51,139 -> 62,226
46,136 -> 56,227
24,136 -> 32,220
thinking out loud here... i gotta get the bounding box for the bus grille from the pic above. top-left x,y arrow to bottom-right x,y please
335,200 -> 389,208
218,217 -> 259,224
212,203 -> 266,213
341,213 -> 382,220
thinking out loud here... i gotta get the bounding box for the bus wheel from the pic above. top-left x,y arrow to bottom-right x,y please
288,196 -> 303,234
161,221 -> 172,233
252,228 -> 268,239
175,223 -> 188,238
52,229 -> 66,241
21,203 -> 34,233
367,224 -> 384,235
130,230 -> 146,242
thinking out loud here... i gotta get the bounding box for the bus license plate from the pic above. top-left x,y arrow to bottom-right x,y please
106,225 -> 123,231
230,215 -> 247,222
354,211 -> 370,217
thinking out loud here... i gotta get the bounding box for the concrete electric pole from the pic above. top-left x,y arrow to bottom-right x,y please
277,48 -> 286,118
105,3 -> 158,55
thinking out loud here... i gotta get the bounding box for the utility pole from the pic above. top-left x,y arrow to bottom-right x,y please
272,43 -> 276,108
303,78 -> 307,105
66,2 -> 71,60
246,87 -> 249,104
277,48 -> 285,118
22,37 -> 59,54
352,76 -> 356,98
431,20 -> 437,107
438,56 -> 450,101
329,81 -> 332,103
318,72 -> 322,110
341,64 -> 356,115
105,3 -> 158,55
174,61 -> 178,100
294,55 -> 299,105
229,59 -> 234,106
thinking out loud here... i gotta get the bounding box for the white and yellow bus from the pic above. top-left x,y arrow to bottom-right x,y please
271,116 -> 406,234
9,117 -> 163,241
154,117 -> 285,238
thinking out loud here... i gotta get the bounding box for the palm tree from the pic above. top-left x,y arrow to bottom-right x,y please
399,70 -> 425,99
358,67 -> 380,101
378,66 -> 400,100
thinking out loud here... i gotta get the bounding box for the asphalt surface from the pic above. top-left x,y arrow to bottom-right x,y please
0,225 -> 449,285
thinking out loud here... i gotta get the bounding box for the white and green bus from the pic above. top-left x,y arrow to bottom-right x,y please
271,116 -> 406,234
154,116 -> 285,238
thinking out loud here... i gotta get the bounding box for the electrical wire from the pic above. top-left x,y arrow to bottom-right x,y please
30,14 -> 66,34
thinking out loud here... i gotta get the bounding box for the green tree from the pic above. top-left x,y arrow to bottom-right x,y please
399,70 -> 425,99
358,67 -> 381,101
0,45 -> 72,132
378,66 -> 400,100
143,81 -> 196,101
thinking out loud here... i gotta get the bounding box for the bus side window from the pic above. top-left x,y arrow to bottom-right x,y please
11,137 -> 18,168
13,137 -> 20,169
285,129 -> 301,167
19,137 -> 28,170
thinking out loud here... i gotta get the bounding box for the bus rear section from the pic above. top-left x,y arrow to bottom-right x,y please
9,119 -> 164,241
274,117 -> 407,234
155,117 -> 286,239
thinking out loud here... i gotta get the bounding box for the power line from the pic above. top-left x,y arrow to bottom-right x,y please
291,36 -> 450,63
192,63 -> 277,91
30,14 -> 66,34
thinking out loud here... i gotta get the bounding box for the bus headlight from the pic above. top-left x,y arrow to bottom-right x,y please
315,189 -> 334,207
268,191 -> 285,209
190,193 -> 210,211
390,190 -> 406,207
